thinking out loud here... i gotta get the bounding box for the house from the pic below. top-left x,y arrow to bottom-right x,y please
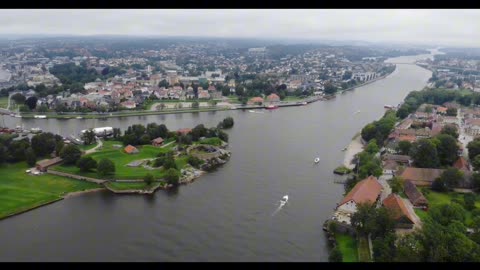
453,156 -> 470,172
152,137 -> 164,147
120,101 -> 136,109
403,180 -> 428,209
382,194 -> 415,229
399,167 -> 445,186
248,97 -> 264,105
266,93 -> 280,103
177,128 -> 192,136
336,176 -> 383,215
36,157 -> 63,172
382,154 -> 411,165
398,134 -> 417,143
396,119 -> 413,130
436,106 -> 448,114
124,145 -> 139,154
198,90 -> 210,99
383,160 -> 402,177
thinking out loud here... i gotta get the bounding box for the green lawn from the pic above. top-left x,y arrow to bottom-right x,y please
417,190 -> 480,225
0,162 -> 100,219
414,208 -> 429,222
282,96 -> 304,102
335,233 -> 358,262
357,236 -> 371,262
52,141 -> 185,180
105,182 -> 163,191
0,97 -> 8,108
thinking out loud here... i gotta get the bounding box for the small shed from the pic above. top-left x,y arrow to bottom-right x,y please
124,145 -> 139,154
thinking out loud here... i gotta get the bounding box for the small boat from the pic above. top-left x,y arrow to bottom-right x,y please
249,110 -> 255,113
384,104 -> 394,109
265,104 -> 279,110
76,116 -> 83,119
342,147 -> 348,151
30,127 -> 42,134
14,114 -> 22,118
314,157 -> 320,163
34,115 -> 47,119
280,195 -> 289,206
354,110 -> 361,114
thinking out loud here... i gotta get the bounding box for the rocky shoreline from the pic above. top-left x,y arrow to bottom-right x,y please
62,188 -> 106,198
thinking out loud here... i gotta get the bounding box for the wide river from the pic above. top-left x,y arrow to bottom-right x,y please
0,50 -> 438,262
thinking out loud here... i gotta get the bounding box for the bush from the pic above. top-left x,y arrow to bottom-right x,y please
144,173 -> 154,185
187,155 -> 203,168
165,168 -> 180,186
97,158 -> 115,177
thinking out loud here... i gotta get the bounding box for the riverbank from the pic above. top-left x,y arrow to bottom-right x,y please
340,69 -> 395,94
343,132 -> 364,170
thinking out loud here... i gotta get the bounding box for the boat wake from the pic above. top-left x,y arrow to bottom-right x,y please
271,195 -> 288,216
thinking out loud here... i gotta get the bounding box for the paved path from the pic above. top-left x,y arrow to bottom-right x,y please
85,137 -> 103,154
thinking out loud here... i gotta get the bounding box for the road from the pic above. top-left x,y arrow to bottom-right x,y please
457,108 -> 474,162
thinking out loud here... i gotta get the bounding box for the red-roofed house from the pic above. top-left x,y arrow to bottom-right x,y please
382,194 -> 415,229
177,128 -> 192,136
266,93 -> 280,103
248,97 -> 264,105
336,176 -> 383,214
152,137 -> 164,147
398,134 -> 416,143
436,106 -> 448,114
124,145 -> 139,154
453,157 -> 470,172
399,167 -> 445,186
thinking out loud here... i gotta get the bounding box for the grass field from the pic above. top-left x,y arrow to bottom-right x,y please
357,236 -> 371,262
52,140 -> 187,180
282,96 -> 304,102
0,162 -> 100,219
0,97 -> 8,108
335,234 -> 358,262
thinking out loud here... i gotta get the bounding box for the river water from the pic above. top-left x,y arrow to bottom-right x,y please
0,51 -> 435,262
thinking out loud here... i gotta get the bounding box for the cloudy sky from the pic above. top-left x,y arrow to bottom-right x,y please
0,9 -> 478,47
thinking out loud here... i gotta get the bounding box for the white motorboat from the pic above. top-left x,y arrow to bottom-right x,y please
249,110 -> 255,113
354,110 -> 361,115
314,157 -> 320,163
280,195 -> 289,206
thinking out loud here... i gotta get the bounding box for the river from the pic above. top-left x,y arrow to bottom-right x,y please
0,50 -> 436,262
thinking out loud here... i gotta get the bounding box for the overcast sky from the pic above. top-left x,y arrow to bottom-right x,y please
0,9 -> 479,47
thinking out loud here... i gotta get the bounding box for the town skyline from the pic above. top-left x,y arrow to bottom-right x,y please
0,9 -> 479,48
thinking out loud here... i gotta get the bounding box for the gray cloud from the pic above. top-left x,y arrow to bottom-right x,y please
0,9 -> 478,47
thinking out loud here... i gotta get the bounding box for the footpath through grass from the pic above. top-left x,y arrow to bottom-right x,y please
0,162 -> 100,219
357,236 -> 372,262
52,140 -> 188,180
335,233 -> 358,262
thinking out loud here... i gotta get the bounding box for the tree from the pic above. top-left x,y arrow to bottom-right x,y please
473,155 -> 480,172
351,202 -> 376,236
394,233 -> 424,262
472,173 -> 480,190
446,108 -> 457,116
19,105 -> 30,112
25,96 -> 38,110
11,93 -> 26,104
31,132 -> 57,157
432,177 -> 448,192
411,139 -> 440,168
158,79 -> 169,88
144,173 -> 154,186
25,147 -> 37,167
55,140 -> 64,156
468,138 -> 480,161
76,156 -> 97,172
429,202 -> 466,226
59,144 -> 82,165
218,129 -> 229,143
437,168 -> 464,190
165,168 -> 180,186
464,193 -> 476,211
440,124 -> 459,139
328,247 -> 343,262
365,139 -> 379,154
187,155 -> 203,169
219,117 -> 234,129
323,83 -> 337,95
396,140 -> 412,155
361,123 -> 377,142
82,129 -> 96,145
192,101 -> 199,109
389,176 -> 404,194
435,134 -> 459,166
373,232 -> 397,262
97,158 -> 115,177
37,104 -> 48,113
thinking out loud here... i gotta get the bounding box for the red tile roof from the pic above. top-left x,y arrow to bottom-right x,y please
382,194 -> 415,224
398,134 -> 416,143
400,167 -> 444,186
453,157 -> 470,171
404,180 -> 429,207
339,176 -> 383,207
124,144 -> 139,154
177,128 -> 192,135
266,93 -> 280,101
